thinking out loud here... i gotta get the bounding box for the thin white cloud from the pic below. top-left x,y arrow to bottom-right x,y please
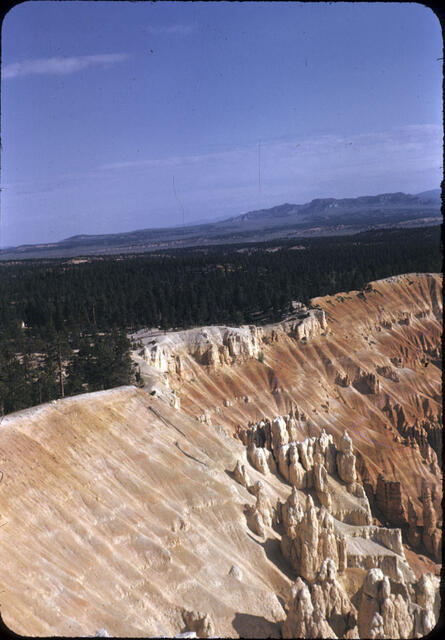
2,53 -> 129,79
95,124 -> 442,180
97,154 -> 206,172
82,123 -> 442,225
143,24 -> 197,36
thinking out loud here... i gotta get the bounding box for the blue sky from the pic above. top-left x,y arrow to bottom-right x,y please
1,1 -> 442,246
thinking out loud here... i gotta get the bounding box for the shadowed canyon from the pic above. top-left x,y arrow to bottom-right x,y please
0,272 -> 441,637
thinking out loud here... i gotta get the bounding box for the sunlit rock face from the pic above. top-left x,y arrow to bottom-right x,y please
133,307 -> 327,381
0,387 -> 291,637
149,273 -> 441,562
0,273 -> 441,637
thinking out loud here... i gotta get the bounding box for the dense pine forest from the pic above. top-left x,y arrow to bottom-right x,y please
0,225 -> 441,415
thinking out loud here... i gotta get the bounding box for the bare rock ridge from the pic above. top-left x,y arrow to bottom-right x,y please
133,307 -> 327,384
0,272 -> 441,637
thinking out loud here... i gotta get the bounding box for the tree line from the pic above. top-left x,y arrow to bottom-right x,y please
0,225 -> 441,415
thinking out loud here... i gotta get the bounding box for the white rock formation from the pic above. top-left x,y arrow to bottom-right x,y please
313,558 -> 358,638
337,430 -> 357,484
132,309 -> 328,384
271,416 -> 289,455
182,610 -> 215,638
246,443 -> 269,475
282,577 -> 336,639
288,444 -> 307,488
233,459 -> 249,487
251,480 -> 274,527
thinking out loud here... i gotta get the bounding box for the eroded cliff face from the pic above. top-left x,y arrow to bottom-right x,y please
230,417 -> 439,638
133,307 -> 327,382
0,388 -> 292,638
132,273 -> 442,569
0,273 -> 441,638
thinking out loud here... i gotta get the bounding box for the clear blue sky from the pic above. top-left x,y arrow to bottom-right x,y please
1,1 -> 442,246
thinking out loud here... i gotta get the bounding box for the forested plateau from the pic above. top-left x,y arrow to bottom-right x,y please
0,225 -> 441,415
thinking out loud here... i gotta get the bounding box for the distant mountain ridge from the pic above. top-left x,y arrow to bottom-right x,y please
1,189 -> 441,260
230,190 -> 440,222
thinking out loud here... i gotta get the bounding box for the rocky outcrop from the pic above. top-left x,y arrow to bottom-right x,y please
390,355 -> 403,368
375,474 -> 407,527
244,421 -> 371,526
358,570 -> 392,637
280,491 -> 350,582
284,308 -> 327,341
228,564 -> 242,580
271,416 -> 289,455
251,480 -> 274,528
233,459 -> 249,488
138,325 -> 263,379
238,419 -> 435,637
136,310 -> 328,382
382,394 -> 442,464
246,442 -> 272,475
282,577 -> 336,639
313,455 -> 331,507
182,610 -> 215,638
335,371 -> 351,387
376,365 -> 399,383
313,558 -> 358,638
249,508 -> 266,537
414,573 -> 441,626
281,522 -> 438,639
357,567 -> 438,639
421,481 -> 441,562
288,443 -> 307,488
1,274 -> 443,639
407,496 -> 421,548
281,486 -> 304,535
337,430 -> 357,485
281,493 -> 319,581
282,559 -> 358,639
353,370 -> 381,395
315,429 -> 337,475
